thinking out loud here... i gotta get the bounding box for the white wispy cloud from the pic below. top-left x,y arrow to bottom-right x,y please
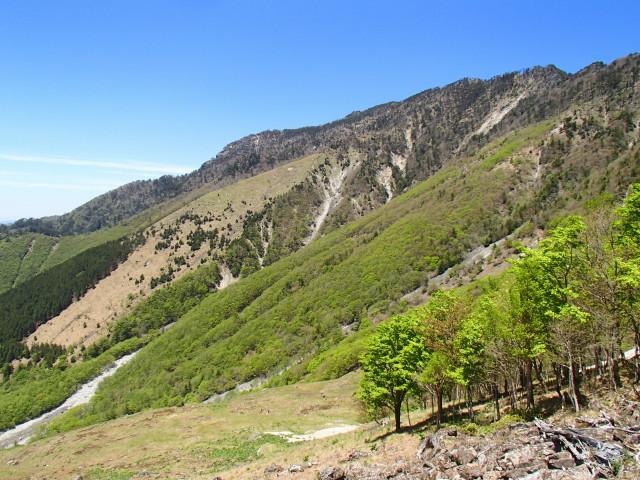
0,153 -> 193,175
0,179 -> 121,191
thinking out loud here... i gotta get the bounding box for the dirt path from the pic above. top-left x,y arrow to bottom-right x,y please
266,424 -> 360,442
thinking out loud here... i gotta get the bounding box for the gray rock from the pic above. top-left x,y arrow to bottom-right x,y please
344,450 -> 370,461
289,464 -> 304,473
318,466 -> 346,480
547,450 -> 575,470
450,446 -> 477,465
264,463 -> 284,474
459,463 -> 485,479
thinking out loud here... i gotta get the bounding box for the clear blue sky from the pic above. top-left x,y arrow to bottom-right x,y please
1,0 -> 638,220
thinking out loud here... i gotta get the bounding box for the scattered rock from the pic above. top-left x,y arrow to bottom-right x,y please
547,450 -> 576,470
316,409 -> 640,479
289,464 -> 304,473
449,445 -> 477,465
318,466 -> 346,480
459,463 -> 484,479
6,459 -> 18,466
344,450 -> 370,462
264,463 -> 284,474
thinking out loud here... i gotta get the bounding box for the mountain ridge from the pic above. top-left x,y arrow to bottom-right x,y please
4,60 -> 583,236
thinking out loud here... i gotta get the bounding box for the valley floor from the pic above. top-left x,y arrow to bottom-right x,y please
0,373 -> 364,480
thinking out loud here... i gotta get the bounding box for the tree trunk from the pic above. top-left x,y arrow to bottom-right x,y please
604,349 -> 621,390
509,378 -> 518,410
568,354 -> 581,412
525,358 -> 535,409
493,383 -> 501,421
394,398 -> 402,432
534,359 -> 548,393
635,327 -> 640,383
553,363 -> 563,403
435,385 -> 444,427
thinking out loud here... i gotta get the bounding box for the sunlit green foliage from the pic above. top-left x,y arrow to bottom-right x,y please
357,314 -> 427,431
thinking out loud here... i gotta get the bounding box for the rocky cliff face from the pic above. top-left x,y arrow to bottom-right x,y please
11,54 -> 638,236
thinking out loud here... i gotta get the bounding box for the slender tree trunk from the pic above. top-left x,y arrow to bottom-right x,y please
634,327 -> 640,383
466,385 -> 474,420
406,398 -> 412,427
509,378 -> 518,410
568,353 -> 580,412
493,383 -> 501,421
553,363 -> 563,403
525,358 -> 535,409
605,349 -> 621,390
534,359 -> 548,393
435,385 -> 443,428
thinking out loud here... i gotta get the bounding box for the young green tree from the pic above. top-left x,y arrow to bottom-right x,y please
511,216 -> 588,411
614,184 -> 640,379
450,301 -> 491,419
357,313 -> 427,432
416,291 -> 469,425
579,206 -> 630,388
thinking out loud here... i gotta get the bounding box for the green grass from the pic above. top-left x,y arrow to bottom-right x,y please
0,372 -> 362,479
84,468 -> 135,480
193,433 -> 289,472
38,179 -> 227,271
42,225 -> 131,270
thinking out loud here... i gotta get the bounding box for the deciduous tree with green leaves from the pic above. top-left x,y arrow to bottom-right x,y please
416,291 -> 470,425
357,313 -> 427,432
511,216 -> 588,411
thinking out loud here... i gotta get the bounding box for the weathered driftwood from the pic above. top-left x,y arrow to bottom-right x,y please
535,418 -> 624,473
